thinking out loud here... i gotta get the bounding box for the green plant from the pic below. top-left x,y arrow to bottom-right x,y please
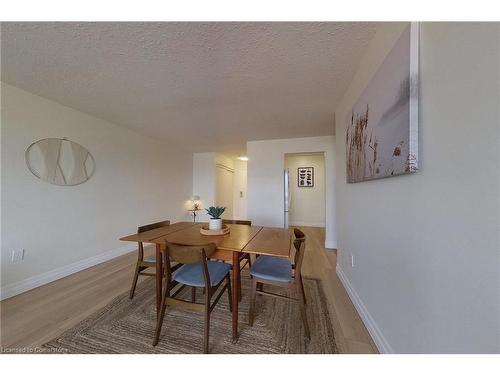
205,206 -> 225,219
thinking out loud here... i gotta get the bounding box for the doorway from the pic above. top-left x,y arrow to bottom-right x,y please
284,152 -> 326,228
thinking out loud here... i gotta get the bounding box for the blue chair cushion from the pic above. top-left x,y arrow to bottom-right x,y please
250,255 -> 292,283
173,261 -> 232,287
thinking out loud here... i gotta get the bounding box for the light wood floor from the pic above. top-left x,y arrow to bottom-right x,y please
0,226 -> 377,353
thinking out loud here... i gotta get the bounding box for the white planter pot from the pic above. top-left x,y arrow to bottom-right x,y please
209,218 -> 222,230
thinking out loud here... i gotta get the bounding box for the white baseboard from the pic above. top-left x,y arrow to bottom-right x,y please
289,221 -> 325,228
336,265 -> 394,354
0,244 -> 137,301
324,240 -> 337,249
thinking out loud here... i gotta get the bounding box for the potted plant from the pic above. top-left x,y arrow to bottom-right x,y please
205,206 -> 226,230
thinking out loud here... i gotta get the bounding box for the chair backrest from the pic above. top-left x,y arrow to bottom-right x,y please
138,220 -> 170,233
293,228 -> 305,240
293,233 -> 306,277
222,219 -> 252,226
136,220 -> 171,257
164,242 -> 216,288
165,242 -> 216,264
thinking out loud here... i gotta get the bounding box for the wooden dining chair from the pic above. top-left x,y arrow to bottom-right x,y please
248,228 -> 310,339
153,241 -> 232,353
222,219 -> 252,301
129,220 -> 170,299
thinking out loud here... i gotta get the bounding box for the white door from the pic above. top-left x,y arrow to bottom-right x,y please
215,165 -> 234,219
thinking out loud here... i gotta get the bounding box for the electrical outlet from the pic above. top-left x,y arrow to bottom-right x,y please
240,191 -> 244,198
350,254 -> 355,268
12,249 -> 25,263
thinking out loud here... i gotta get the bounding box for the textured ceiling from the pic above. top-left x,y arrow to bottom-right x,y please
1,22 -> 378,155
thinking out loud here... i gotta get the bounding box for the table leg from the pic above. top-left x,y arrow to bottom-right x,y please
155,244 -> 163,317
232,250 -> 240,343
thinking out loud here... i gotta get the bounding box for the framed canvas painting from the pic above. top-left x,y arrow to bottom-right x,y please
346,23 -> 419,183
298,167 -> 314,187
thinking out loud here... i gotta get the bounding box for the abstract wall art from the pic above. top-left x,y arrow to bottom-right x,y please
346,23 -> 419,183
298,167 -> 314,187
25,137 -> 95,186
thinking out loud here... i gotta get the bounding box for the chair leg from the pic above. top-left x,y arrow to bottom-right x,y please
296,279 -> 310,340
234,260 -> 243,302
204,287 -> 211,354
300,277 -> 307,305
239,277 -> 243,302
249,277 -> 257,326
129,264 -> 141,299
191,286 -> 196,303
226,274 -> 232,312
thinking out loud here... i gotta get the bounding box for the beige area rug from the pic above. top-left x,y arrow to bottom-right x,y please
43,270 -> 337,353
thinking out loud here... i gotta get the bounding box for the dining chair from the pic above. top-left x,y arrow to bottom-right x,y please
248,228 -> 310,339
292,228 -> 307,305
153,241 -> 232,353
129,220 -> 170,299
222,219 -> 252,301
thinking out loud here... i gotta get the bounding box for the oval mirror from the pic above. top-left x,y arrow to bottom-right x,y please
25,138 -> 95,186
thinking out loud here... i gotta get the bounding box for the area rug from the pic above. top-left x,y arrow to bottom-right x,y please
42,270 -> 337,353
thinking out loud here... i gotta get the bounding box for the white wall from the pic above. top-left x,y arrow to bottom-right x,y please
335,23 -> 500,353
247,136 -> 336,248
215,165 -> 234,219
193,152 -> 246,221
192,152 -> 216,222
232,160 -> 248,220
1,83 -> 193,299
214,154 -> 235,220
285,153 -> 325,227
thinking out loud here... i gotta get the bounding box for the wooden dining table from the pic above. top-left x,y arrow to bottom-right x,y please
120,221 -> 293,342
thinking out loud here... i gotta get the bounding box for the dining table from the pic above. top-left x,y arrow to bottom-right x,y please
120,221 -> 293,342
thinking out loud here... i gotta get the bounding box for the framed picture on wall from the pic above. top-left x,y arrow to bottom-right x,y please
298,167 -> 314,187
346,22 -> 419,183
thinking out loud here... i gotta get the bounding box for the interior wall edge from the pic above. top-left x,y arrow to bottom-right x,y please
324,240 -> 337,250
0,243 -> 137,301
336,265 -> 394,354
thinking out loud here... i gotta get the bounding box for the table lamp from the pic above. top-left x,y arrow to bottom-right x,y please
189,195 -> 201,222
